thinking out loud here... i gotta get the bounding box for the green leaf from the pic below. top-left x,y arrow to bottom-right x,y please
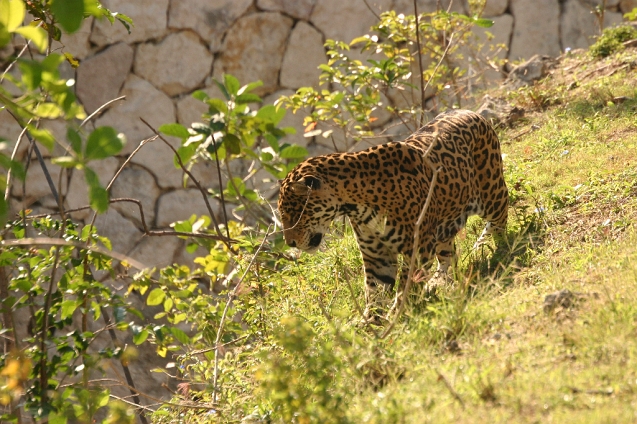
13,25 -> 48,52
213,78 -> 230,100
207,98 -> 228,115
34,102 -> 62,119
159,123 -> 190,139
0,154 -> 25,180
51,156 -> 80,168
60,299 -> 81,320
174,143 -> 197,168
235,93 -> 262,104
257,105 -> 286,125
192,90 -> 209,101
169,327 -> 190,344
237,80 -> 263,95
67,127 -> 82,154
17,61 -> 42,90
28,127 -> 55,151
85,126 -> 124,161
223,74 -> 240,97
473,17 -> 494,28
85,167 -> 109,213
280,144 -> 308,159
147,288 -> 165,306
50,0 -> 85,33
224,133 -> 241,155
132,328 -> 149,345
0,0 -> 26,32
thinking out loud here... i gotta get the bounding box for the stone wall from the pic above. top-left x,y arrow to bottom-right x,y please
1,0 -> 635,269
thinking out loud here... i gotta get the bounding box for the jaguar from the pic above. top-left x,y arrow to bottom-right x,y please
278,109 -> 508,320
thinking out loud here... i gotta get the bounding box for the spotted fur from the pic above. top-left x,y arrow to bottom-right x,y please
278,110 -> 508,318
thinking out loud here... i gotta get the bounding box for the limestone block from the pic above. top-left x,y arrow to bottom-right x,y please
91,0 -> 169,46
77,42 -> 134,114
392,0 -> 465,15
509,0 -> 561,60
280,22 -> 326,89
263,89 -> 309,148
135,31 -> 213,97
65,157 -> 120,220
0,110 -> 27,160
562,0 -> 623,50
130,136 -> 184,190
311,0 -> 392,44
314,122 -> 350,152
216,13 -> 294,95
248,168 -> 281,200
475,0 -> 509,17
110,166 -> 161,228
51,17 -> 94,60
128,235 -> 181,269
23,159 -> 63,207
172,240 -> 209,270
369,92 -> 393,129
257,0 -> 316,20
471,13 -> 514,84
90,208 -> 143,256
168,0 -> 252,52
156,189 -> 221,228
176,86 -> 224,127
95,74 -> 176,152
621,0 -> 637,13
305,141 -> 335,158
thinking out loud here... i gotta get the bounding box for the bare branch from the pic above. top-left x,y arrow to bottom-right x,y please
212,225 -> 273,404
140,118 -> 236,253
1,237 -> 148,271
382,133 -> 441,338
80,96 -> 126,128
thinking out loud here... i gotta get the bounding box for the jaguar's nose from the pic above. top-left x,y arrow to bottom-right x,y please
288,240 -> 297,248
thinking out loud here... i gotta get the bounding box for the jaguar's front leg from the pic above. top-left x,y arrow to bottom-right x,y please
360,250 -> 398,324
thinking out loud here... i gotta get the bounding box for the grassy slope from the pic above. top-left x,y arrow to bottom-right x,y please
162,48 -> 637,423
270,48 -> 637,423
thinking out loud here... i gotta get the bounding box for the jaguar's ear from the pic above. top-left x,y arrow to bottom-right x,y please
290,175 -> 322,194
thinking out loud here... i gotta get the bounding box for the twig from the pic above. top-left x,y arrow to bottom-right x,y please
414,0 -> 426,127
101,306 -> 149,424
382,134 -> 441,338
1,237 -> 148,271
83,134 -> 156,249
436,368 -> 465,408
26,199 -> 236,244
361,0 -> 381,21
80,96 -> 126,128
421,32 -> 456,111
140,118 -> 235,253
212,225 -> 273,404
209,133 -> 230,238
4,119 -> 32,202
189,334 -> 249,356
567,386 -> 614,396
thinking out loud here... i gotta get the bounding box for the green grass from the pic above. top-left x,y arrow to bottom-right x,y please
152,50 -> 637,423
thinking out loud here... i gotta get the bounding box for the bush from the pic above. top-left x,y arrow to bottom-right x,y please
589,25 -> 637,58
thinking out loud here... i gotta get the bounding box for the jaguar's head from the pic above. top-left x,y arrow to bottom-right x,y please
277,172 -> 339,253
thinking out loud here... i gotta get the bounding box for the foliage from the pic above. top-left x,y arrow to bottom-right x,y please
278,6 -> 503,147
161,74 -> 306,227
589,24 -> 637,58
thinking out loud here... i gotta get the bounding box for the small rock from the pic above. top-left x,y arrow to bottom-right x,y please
477,95 -> 525,126
543,289 -> 574,312
504,55 -> 557,89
